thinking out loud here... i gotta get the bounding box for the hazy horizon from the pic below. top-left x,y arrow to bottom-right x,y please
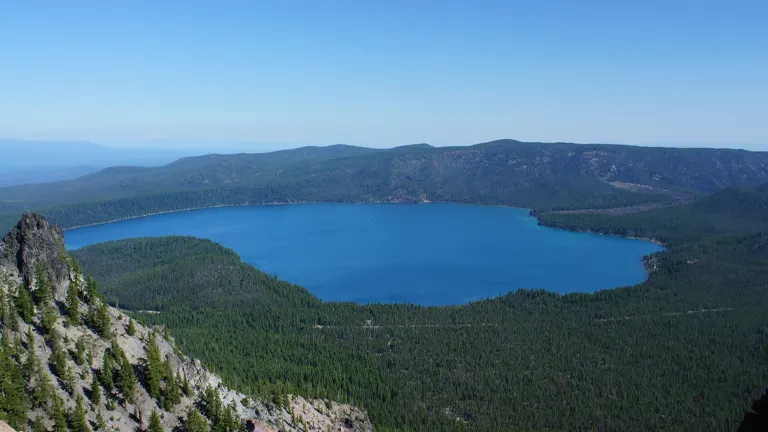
2,137 -> 766,152
2,1 -> 766,149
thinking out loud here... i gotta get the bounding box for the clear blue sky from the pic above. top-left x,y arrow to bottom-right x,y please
1,1 -> 766,149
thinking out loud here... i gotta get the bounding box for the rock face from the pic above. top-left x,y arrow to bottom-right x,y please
0,212 -> 69,300
0,213 -> 373,432
0,421 -> 17,432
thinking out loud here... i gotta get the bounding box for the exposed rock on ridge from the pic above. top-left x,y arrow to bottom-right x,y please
0,212 -> 69,300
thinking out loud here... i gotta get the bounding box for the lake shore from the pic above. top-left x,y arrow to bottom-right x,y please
62,200 -> 665,249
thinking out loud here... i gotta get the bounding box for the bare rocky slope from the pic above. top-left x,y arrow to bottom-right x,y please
0,213 -> 372,432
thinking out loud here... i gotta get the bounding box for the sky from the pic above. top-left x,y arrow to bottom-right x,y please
1,0 -> 766,150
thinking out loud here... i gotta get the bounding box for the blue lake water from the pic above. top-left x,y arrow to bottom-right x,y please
65,204 -> 662,306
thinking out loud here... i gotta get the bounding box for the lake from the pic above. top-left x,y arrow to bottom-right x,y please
65,203 -> 662,305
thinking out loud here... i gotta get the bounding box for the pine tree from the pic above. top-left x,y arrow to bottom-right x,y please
0,337 -> 29,430
116,351 -> 137,403
70,257 -> 82,277
148,409 -> 164,432
182,373 -> 193,397
184,407 -> 209,432
74,336 -> 86,366
49,334 -> 68,378
87,302 -> 111,338
162,358 -> 181,409
95,410 -> 107,431
66,282 -> 80,324
200,386 -> 222,420
11,335 -> 24,363
33,416 -> 47,432
100,351 -> 114,392
0,286 -> 7,325
40,303 -> 58,335
5,292 -> 20,331
52,394 -> 68,432
85,276 -> 99,305
34,265 -> 53,305
62,362 -> 76,395
22,348 -> 39,381
90,373 -> 102,406
26,327 -> 35,350
70,394 -> 92,432
15,283 -> 34,323
145,332 -> 162,400
214,405 -> 238,432
126,319 -> 136,336
32,367 -> 53,409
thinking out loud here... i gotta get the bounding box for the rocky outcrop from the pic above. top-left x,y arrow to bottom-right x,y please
0,212 -> 69,300
0,421 -> 17,432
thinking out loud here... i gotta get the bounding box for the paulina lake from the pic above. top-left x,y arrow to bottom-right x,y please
65,203 -> 662,306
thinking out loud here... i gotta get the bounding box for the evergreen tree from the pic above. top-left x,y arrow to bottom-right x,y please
70,257 -> 82,277
26,327 -> 35,350
73,336 -> 86,366
85,276 -> 99,305
34,265 -> 53,305
148,409 -> 164,432
61,362 -> 76,395
126,319 -> 136,336
116,351 -> 137,403
200,386 -> 222,421
184,407 -> 209,432
70,394 -> 92,432
0,337 -> 29,430
5,291 -> 20,331
0,286 -> 7,326
162,358 -> 181,409
52,395 -> 68,432
182,373 -> 193,397
49,334 -> 68,378
33,416 -> 47,432
213,405 -> 238,432
100,351 -> 114,392
90,373 -> 102,406
95,410 -> 107,431
10,335 -> 24,363
15,284 -> 34,323
145,332 -> 162,400
40,303 -> 58,336
66,283 -> 80,324
87,302 -> 111,338
32,367 -> 53,409
21,348 -> 39,382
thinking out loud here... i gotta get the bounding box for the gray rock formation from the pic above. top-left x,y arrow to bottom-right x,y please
0,212 -> 69,300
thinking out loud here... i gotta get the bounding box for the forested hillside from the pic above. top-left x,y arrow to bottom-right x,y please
3,140 -> 768,231
72,184 -> 768,432
0,213 -> 372,432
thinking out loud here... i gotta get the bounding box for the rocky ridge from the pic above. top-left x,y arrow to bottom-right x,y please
0,213 -> 372,432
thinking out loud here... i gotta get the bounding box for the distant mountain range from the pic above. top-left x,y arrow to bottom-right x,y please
0,165 -> 102,187
0,139 -> 767,229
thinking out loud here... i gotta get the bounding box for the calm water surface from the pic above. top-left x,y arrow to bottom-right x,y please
65,204 -> 662,305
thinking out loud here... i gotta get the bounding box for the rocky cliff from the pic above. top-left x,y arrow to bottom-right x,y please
0,213 -> 372,432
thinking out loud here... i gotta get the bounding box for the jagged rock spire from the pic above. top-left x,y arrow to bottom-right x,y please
0,212 -> 70,299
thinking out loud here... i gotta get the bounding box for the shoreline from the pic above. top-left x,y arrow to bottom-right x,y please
62,201 -> 665,248
62,200 -> 501,230
62,202 -> 307,230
